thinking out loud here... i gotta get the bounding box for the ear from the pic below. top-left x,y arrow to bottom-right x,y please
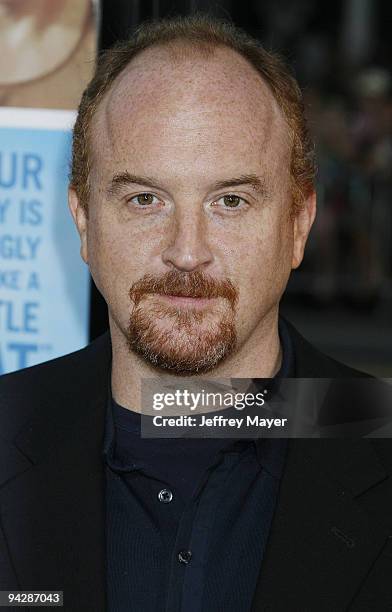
68,186 -> 88,264
292,190 -> 317,269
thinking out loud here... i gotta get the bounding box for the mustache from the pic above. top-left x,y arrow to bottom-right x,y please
129,270 -> 238,309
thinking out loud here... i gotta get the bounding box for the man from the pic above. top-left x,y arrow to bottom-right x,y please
1,14 -> 391,612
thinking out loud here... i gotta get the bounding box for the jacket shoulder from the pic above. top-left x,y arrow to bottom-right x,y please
283,318 -> 371,378
0,332 -> 111,437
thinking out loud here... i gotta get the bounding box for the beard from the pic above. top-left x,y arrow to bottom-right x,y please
126,270 -> 238,375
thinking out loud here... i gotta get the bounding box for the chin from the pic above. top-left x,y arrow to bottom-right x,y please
126,305 -> 237,375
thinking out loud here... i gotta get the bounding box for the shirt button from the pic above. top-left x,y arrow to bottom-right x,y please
178,550 -> 192,565
158,488 -> 173,503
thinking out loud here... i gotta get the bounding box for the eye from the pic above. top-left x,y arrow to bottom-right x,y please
129,193 -> 161,207
222,194 -> 241,208
211,194 -> 248,211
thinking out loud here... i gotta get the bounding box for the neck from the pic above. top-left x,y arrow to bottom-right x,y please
110,308 -> 282,413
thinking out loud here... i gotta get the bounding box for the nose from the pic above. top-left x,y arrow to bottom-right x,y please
161,208 -> 213,272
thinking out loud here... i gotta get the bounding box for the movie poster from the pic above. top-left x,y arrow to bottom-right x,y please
0,0 -> 99,374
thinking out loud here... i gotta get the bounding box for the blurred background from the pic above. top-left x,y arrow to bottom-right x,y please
1,0 -> 391,376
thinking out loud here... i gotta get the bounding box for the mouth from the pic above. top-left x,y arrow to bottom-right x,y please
155,293 -> 218,310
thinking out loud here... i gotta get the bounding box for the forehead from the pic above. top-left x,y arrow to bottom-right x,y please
91,44 -> 290,183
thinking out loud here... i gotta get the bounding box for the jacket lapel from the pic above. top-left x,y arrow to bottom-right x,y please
251,438 -> 390,611
251,320 -> 391,610
0,333 -> 112,611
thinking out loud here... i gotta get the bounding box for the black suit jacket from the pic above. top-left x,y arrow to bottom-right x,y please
0,321 -> 391,611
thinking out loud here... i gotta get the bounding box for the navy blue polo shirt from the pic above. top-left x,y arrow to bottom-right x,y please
104,317 -> 294,611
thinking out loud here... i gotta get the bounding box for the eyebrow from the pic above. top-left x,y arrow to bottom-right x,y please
211,174 -> 268,196
106,171 -> 269,198
106,172 -> 164,197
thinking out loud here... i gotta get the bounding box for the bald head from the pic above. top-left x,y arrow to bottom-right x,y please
70,15 -> 315,216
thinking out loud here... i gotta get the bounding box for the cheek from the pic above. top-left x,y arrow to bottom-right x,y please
85,213 -> 156,309
228,212 -> 294,323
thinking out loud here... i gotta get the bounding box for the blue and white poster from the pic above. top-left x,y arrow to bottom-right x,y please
0,108 -> 90,374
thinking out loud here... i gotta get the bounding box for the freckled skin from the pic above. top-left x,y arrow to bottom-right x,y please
69,44 -> 316,411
